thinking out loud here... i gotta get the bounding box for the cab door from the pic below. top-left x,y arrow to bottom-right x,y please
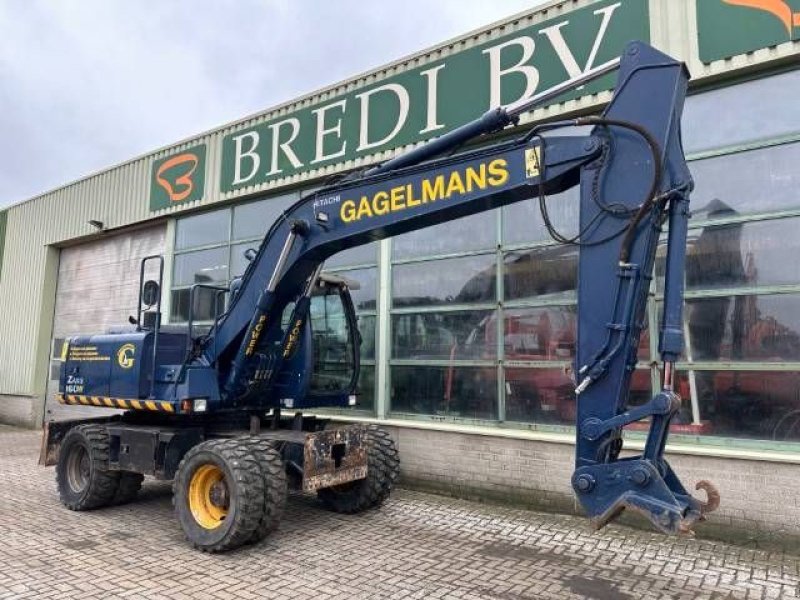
275,277 -> 361,409
307,283 -> 360,400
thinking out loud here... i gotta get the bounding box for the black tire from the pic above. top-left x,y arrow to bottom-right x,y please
172,439 -> 266,553
240,437 -> 288,543
113,472 -> 144,505
317,426 -> 399,514
56,424 -> 120,511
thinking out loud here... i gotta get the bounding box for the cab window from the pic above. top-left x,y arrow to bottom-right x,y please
309,289 -> 356,394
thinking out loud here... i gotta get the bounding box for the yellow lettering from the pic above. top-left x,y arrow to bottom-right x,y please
340,160 -> 506,225
406,183 -> 420,207
356,196 -> 373,220
246,315 -> 267,356
445,170 -> 466,197
465,164 -> 487,192
341,200 -> 356,222
487,158 -> 509,186
390,186 -> 406,211
421,176 -> 445,203
283,319 -> 304,358
372,190 -> 390,215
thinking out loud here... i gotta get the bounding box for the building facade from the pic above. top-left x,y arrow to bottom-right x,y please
2,0 -> 800,537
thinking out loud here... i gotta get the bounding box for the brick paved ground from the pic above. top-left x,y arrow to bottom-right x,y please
1,426 -> 798,600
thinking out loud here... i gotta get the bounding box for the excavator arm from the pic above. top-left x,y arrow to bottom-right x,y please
182,41 -> 717,535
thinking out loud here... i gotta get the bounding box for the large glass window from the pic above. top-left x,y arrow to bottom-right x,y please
503,246 -> 578,302
391,365 -> 498,420
668,369 -> 800,442
503,188 -> 580,246
656,217 -> 800,292
683,69 -> 800,154
657,294 -> 800,363
689,142 -> 800,217
175,210 -> 229,250
326,243 -> 377,269
503,306 -> 577,362
173,247 -> 229,286
232,193 -> 294,240
170,193 -> 300,324
392,254 -> 496,307
393,211 -> 496,258
390,217 -> 498,419
392,309 -> 496,361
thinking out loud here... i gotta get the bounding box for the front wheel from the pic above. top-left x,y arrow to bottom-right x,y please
317,426 -> 399,514
239,437 -> 288,544
173,439 -> 266,553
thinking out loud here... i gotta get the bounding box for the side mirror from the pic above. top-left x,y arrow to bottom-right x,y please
142,279 -> 160,307
244,248 -> 257,262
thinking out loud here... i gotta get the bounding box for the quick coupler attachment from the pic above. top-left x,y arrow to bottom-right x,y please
572,458 -> 720,535
573,387 -> 720,535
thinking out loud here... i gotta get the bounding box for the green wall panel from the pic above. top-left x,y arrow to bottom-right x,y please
698,0 -> 800,63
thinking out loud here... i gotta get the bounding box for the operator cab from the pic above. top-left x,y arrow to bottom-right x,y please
232,244 -> 362,401
278,272 -> 362,406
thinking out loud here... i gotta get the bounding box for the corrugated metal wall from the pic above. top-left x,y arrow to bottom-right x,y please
0,0 -> 798,398
0,210 -> 7,279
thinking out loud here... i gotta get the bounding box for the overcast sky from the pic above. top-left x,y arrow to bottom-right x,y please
0,1 -> 547,208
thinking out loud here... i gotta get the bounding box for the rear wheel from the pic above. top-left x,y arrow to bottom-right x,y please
56,424 -> 120,511
173,439 -> 265,553
317,426 -> 399,514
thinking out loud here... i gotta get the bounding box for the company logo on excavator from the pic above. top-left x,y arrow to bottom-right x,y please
723,0 -> 800,35
340,158 -> 509,224
117,343 -> 136,369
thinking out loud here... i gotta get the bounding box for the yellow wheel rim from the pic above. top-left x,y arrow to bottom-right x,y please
188,464 -> 229,529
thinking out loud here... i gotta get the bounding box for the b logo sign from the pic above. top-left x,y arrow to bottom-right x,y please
156,153 -> 200,202
149,144 -> 207,211
117,343 -> 136,369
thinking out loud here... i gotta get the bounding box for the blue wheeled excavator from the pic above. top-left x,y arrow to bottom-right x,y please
41,41 -> 719,552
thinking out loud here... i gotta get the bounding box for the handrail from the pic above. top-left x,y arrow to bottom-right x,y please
137,255 -> 164,399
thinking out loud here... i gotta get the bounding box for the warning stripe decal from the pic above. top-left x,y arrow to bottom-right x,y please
56,393 -> 175,413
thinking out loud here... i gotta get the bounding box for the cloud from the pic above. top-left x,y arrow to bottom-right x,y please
0,0 -> 541,207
